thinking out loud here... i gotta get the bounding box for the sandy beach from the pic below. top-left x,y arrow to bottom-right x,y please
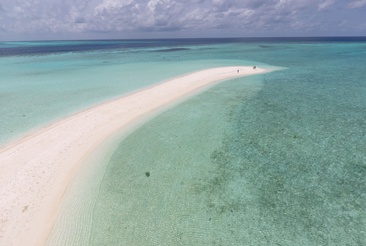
0,66 -> 267,246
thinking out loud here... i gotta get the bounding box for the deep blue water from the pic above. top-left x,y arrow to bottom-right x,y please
1,37 -> 366,57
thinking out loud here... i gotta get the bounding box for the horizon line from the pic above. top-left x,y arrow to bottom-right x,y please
1,35 -> 366,43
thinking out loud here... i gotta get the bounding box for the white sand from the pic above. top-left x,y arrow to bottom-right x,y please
0,66 -> 267,246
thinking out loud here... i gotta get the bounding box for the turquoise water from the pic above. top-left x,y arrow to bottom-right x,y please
86,41 -> 365,245
0,45 -> 256,145
1,39 -> 365,245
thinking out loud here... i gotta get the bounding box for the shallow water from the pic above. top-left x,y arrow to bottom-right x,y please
84,40 -> 365,245
88,74 -> 364,245
1,39 -> 365,245
47,74 -> 266,246
0,45 -> 254,145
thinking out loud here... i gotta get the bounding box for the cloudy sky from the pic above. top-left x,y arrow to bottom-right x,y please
0,0 -> 365,40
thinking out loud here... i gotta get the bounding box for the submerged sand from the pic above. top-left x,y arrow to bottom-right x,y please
0,66 -> 267,245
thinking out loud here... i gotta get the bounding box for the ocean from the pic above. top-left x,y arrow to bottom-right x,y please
1,38 -> 365,245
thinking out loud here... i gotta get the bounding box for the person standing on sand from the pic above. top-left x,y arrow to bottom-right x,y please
253,66 -> 256,69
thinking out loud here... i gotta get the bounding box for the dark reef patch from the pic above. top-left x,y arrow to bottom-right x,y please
259,45 -> 272,48
152,48 -> 190,52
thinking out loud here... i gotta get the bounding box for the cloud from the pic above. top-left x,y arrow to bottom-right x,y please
347,0 -> 366,8
0,0 -> 365,40
318,0 -> 335,10
93,0 -> 258,33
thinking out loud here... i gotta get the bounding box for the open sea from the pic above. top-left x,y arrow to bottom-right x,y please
1,37 -> 365,245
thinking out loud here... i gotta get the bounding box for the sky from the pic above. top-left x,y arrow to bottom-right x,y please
0,0 -> 365,41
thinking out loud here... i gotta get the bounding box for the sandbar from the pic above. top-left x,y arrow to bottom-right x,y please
0,66 -> 267,245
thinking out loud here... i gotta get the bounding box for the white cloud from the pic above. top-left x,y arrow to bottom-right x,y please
318,0 -> 336,10
95,0 -> 133,14
0,0 -> 365,40
347,0 -> 366,8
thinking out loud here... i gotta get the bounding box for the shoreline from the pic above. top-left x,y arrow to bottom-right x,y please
0,66 -> 268,245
